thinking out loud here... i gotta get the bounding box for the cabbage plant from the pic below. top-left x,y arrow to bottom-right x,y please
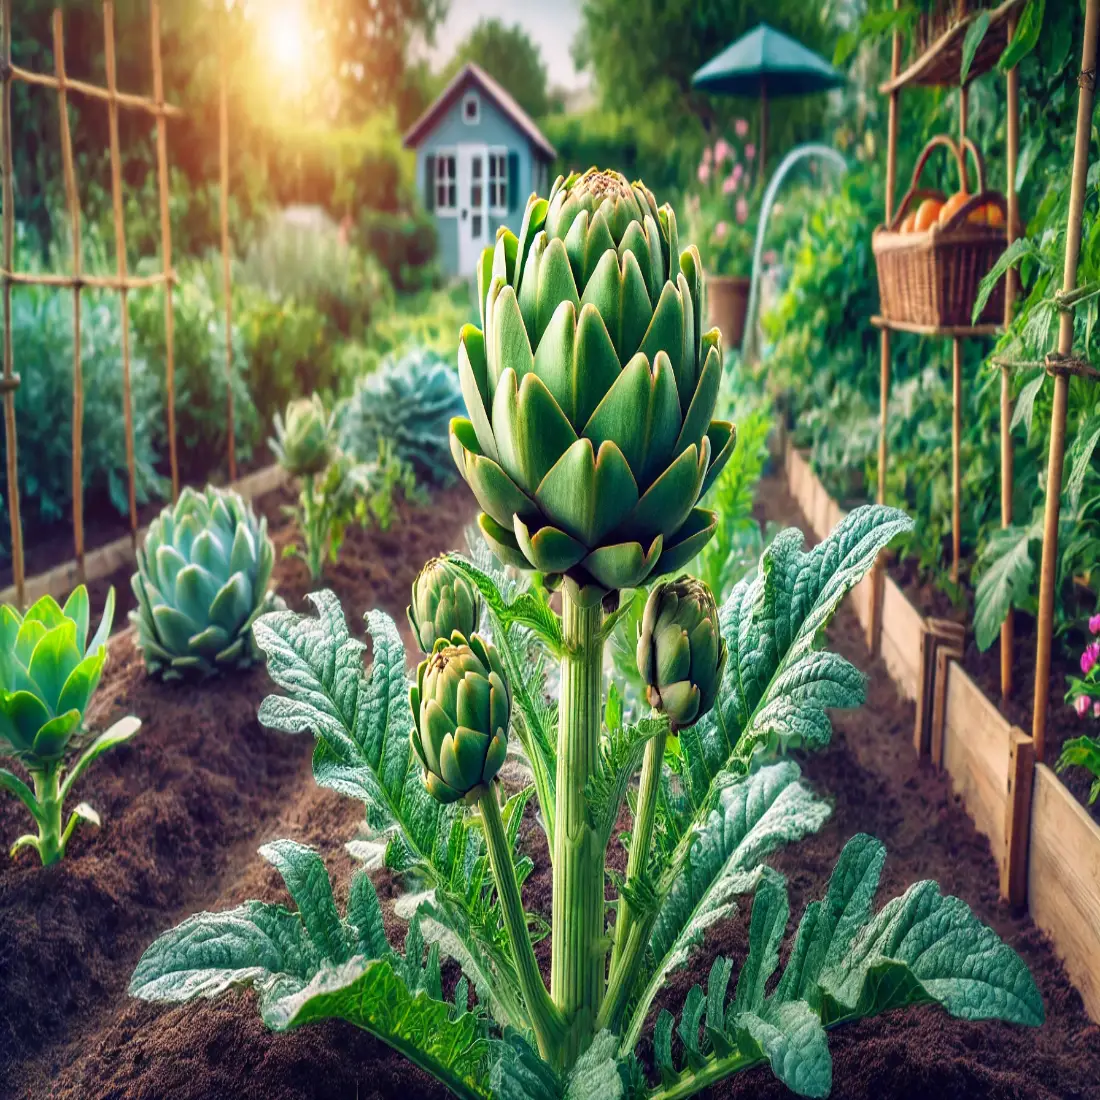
131,171 -> 1042,1098
0,586 -> 140,864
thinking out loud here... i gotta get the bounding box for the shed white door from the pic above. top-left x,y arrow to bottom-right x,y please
457,144 -> 490,274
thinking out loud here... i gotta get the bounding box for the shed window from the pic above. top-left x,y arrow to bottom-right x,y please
462,92 -> 480,125
434,152 -> 457,211
488,150 -> 508,212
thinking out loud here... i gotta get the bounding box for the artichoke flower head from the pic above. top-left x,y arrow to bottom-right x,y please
451,167 -> 735,604
407,555 -> 483,655
410,630 -> 510,804
271,393 -> 333,478
637,575 -> 727,732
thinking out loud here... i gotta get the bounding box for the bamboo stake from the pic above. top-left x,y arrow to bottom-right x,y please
8,63 -> 183,118
1001,13 -> 1020,698
870,4 -> 903,656
0,0 -> 24,608
951,338 -> 962,583
150,0 -> 178,501
219,36 -> 236,481
1031,0 -> 1100,761
53,10 -> 85,582
0,270 -> 171,290
951,87 -> 969,587
103,0 -> 139,544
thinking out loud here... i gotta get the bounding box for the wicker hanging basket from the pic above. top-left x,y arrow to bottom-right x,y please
873,134 -> 1007,329
913,0 -> 987,58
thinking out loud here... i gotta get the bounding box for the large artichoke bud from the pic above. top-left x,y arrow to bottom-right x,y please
0,586 -> 114,763
636,575 -> 726,731
409,631 -> 509,803
130,486 -> 278,681
450,168 -> 735,603
407,556 -> 483,654
271,394 -> 333,478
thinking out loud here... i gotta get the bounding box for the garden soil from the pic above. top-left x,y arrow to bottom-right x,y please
894,558 -> 1100,825
1,473 -> 1098,1098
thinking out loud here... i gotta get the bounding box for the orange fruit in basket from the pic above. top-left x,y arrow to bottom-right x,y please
938,191 -> 970,226
914,198 -> 944,232
985,204 -> 1006,228
899,211 -> 917,233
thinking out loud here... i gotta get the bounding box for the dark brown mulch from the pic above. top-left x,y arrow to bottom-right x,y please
0,481 -> 478,1099
891,555 -> 1100,826
4,473 -> 1099,1099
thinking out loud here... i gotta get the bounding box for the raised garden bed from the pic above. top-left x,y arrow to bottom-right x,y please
1,468 -> 1098,1098
784,442 -> 1100,1029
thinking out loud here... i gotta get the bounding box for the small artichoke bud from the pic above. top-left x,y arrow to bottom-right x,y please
410,631 -> 510,803
271,394 -> 333,477
407,556 -> 483,655
636,575 -> 726,732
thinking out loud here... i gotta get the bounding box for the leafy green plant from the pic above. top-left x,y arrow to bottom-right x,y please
130,485 -> 278,680
0,586 -> 140,864
337,347 -> 465,486
132,171 -> 1041,1097
1056,613 -> 1100,804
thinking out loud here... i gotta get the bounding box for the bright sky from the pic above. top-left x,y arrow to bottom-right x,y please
426,0 -> 589,91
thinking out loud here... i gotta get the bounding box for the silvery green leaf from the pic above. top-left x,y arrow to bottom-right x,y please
732,1001 -> 831,1098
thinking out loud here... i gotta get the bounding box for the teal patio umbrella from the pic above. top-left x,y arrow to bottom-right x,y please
692,23 -> 844,176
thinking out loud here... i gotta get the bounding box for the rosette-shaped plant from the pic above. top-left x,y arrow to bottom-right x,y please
409,631 -> 509,803
0,586 -> 141,864
270,394 -> 333,478
130,486 -> 277,680
450,168 -> 735,601
407,556 -> 483,654
636,574 -> 727,730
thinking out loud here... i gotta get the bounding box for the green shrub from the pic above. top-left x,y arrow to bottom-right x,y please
0,244 -> 163,549
238,211 -> 393,341
356,207 -> 439,294
130,257 -> 259,481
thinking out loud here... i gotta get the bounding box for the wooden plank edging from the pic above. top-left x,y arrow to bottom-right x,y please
0,464 -> 287,608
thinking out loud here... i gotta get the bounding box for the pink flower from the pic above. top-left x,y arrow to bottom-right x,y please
714,139 -> 732,164
722,173 -> 738,195
762,249 -> 778,265
697,161 -> 711,184
744,143 -> 756,161
702,146 -> 712,166
714,221 -> 729,242
732,163 -> 744,183
735,197 -> 749,225
735,118 -> 749,138
1082,641 -> 1100,675
1077,695 -> 1091,717
1090,613 -> 1100,634
1094,701 -> 1100,718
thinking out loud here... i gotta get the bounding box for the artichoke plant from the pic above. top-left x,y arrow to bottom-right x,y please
130,486 -> 277,680
0,586 -> 140,864
636,574 -> 727,731
450,167 -> 735,603
409,631 -> 510,804
270,394 -> 333,478
407,556 -> 483,654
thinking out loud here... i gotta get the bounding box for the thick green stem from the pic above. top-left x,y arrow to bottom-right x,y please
301,474 -> 324,582
596,914 -> 647,1034
645,1050 -> 760,1100
477,785 -> 564,1060
552,589 -> 604,1068
32,765 -> 63,866
609,721 -> 667,979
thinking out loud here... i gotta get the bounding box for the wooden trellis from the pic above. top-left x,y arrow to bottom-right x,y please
0,0 -> 241,609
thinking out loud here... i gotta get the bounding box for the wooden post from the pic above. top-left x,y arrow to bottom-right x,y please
150,0 -> 178,502
869,5 -> 903,656
1000,14 -> 1020,698
1001,727 -> 1034,907
951,337 -> 962,583
0,0 -> 23,608
914,618 -> 966,758
103,0 -> 139,544
219,36 -> 236,481
1031,0 -> 1100,761
53,10 -> 85,583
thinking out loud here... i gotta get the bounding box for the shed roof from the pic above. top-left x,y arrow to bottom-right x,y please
402,62 -> 556,161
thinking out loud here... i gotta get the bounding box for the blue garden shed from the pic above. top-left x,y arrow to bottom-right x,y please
403,63 -> 556,277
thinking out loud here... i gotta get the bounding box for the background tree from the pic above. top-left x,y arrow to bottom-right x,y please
445,18 -> 551,120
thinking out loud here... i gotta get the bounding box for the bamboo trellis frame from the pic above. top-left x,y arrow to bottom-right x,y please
0,0 -> 241,610
1030,0 -> 1100,762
